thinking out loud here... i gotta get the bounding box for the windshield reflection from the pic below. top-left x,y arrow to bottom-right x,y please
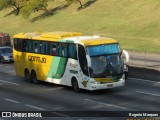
86,44 -> 124,78
89,54 -> 124,78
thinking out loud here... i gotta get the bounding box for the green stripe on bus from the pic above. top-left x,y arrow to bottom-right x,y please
59,39 -> 74,43
47,57 -> 68,79
47,57 -> 60,78
54,57 -> 68,79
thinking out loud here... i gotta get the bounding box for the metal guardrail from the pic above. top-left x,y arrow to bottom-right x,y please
126,50 -> 160,71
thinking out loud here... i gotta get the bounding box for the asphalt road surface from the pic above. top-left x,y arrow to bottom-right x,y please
0,64 -> 160,120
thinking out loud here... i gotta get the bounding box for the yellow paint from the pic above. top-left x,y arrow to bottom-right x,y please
13,50 -> 53,81
94,78 -> 114,83
13,31 -> 82,41
80,37 -> 117,46
40,32 -> 82,39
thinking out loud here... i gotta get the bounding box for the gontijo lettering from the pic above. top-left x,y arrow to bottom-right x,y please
28,55 -> 46,63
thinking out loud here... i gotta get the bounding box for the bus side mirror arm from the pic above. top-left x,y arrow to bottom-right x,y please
86,55 -> 91,67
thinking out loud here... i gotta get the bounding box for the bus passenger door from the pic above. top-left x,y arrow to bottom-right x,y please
77,45 -> 89,88
78,45 -> 89,76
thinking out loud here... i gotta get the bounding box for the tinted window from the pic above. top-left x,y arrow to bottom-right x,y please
40,42 -> 49,54
32,41 -> 40,53
68,44 -> 77,59
78,44 -> 88,76
25,40 -> 32,52
14,38 -> 22,51
57,43 -> 68,57
49,43 -> 57,56
87,44 -> 120,56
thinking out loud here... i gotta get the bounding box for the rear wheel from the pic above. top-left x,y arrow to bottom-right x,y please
31,71 -> 39,84
24,69 -> 32,83
72,78 -> 80,92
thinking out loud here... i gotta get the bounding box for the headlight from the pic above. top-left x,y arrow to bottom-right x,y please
3,56 -> 8,59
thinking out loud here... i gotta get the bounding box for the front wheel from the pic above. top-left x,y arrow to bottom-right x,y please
72,78 -> 80,92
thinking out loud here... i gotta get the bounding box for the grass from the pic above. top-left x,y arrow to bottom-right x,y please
0,0 -> 160,53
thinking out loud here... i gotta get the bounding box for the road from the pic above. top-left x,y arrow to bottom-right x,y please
0,64 -> 160,120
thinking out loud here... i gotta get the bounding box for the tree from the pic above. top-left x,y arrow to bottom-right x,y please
0,0 -> 28,15
65,0 -> 83,8
21,0 -> 53,19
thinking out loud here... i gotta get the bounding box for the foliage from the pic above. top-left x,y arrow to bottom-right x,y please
0,0 -> 160,53
0,0 -> 28,15
21,0 -> 53,19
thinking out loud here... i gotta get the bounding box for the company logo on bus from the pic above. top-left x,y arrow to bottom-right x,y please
28,55 -> 46,63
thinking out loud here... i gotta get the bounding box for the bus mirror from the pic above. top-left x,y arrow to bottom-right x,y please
86,55 -> 91,67
122,50 -> 129,63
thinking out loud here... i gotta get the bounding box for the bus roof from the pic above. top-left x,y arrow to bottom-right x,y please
13,31 -> 82,40
13,31 -> 118,46
61,36 -> 118,46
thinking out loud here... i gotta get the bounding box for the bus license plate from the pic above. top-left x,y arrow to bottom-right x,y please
107,84 -> 113,87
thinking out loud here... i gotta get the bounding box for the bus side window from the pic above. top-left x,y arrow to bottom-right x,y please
41,42 -> 48,54
14,38 -> 22,51
22,40 -> 27,52
49,43 -> 57,56
58,43 -> 68,57
78,44 -> 89,76
26,40 -> 32,52
68,44 -> 77,59
32,41 -> 40,53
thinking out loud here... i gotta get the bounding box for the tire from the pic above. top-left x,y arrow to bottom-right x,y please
31,71 -> 39,84
125,72 -> 128,79
72,78 -> 80,92
24,69 -> 32,83
0,57 -> 4,64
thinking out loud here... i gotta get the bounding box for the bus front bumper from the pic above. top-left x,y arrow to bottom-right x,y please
90,79 -> 125,91
3,58 -> 14,63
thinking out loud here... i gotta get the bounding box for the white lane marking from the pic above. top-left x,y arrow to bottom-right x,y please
25,104 -> 45,111
0,79 -> 20,85
128,77 -> 157,83
4,98 -> 20,104
136,91 -> 160,97
84,99 -> 136,110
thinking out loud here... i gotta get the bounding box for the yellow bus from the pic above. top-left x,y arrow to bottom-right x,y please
13,31 -> 127,92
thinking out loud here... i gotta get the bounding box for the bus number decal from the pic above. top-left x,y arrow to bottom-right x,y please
28,55 -> 46,63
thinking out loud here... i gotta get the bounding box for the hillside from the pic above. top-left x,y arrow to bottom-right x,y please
0,0 -> 160,52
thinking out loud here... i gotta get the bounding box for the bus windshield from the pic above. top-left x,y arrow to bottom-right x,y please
86,44 -> 124,78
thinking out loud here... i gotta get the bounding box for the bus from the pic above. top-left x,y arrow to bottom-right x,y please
13,31 -> 128,92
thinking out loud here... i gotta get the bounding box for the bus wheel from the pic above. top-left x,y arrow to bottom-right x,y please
24,69 -> 32,83
72,78 -> 80,92
31,71 -> 39,84
0,58 -> 4,64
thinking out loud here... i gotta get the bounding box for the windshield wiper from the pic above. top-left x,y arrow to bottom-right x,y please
107,60 -> 119,75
